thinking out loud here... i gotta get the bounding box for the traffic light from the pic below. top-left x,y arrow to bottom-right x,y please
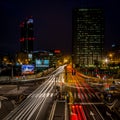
72,70 -> 76,75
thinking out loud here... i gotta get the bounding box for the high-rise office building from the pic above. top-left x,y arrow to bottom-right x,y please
20,16 -> 34,52
72,8 -> 104,67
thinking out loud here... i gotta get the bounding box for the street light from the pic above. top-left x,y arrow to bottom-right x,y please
104,58 -> 109,68
105,58 -> 108,63
109,53 -> 113,58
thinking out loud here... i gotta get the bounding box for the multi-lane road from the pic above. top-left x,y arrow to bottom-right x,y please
65,65 -> 120,120
1,64 -> 120,120
3,65 -> 66,120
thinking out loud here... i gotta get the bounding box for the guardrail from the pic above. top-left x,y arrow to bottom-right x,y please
0,68 -> 55,85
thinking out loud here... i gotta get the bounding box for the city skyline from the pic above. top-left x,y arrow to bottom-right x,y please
0,0 -> 120,55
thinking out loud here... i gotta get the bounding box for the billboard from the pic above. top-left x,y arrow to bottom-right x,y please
35,59 -> 49,68
21,64 -> 34,75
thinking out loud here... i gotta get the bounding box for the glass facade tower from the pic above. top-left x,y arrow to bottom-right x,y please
72,8 -> 104,67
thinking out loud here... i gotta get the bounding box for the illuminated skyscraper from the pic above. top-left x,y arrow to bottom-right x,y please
20,16 -> 34,52
72,8 -> 104,67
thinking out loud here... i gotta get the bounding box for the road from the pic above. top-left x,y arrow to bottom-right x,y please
2,65 -> 66,120
65,65 -> 120,120
1,64 -> 120,120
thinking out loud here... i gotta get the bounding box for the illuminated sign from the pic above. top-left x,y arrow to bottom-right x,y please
27,18 -> 33,24
35,59 -> 49,67
21,64 -> 34,75
28,54 -> 32,59
54,50 -> 61,54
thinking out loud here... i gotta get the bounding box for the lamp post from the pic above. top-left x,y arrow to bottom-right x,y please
105,58 -> 108,68
109,53 -> 113,61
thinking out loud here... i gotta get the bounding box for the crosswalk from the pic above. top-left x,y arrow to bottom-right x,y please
72,92 -> 87,100
28,92 -> 54,98
27,91 -> 100,102
72,92 -> 100,101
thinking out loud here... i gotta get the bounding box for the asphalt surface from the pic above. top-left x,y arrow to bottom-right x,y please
53,100 -> 66,120
0,84 -> 39,119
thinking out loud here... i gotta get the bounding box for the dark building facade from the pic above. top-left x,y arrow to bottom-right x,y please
110,43 -> 120,62
72,8 -> 104,67
20,17 -> 34,52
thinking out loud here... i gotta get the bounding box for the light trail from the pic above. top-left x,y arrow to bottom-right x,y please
68,68 -> 105,120
3,65 -> 66,120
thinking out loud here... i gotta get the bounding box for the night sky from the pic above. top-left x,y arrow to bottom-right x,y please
1,0 -> 120,55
